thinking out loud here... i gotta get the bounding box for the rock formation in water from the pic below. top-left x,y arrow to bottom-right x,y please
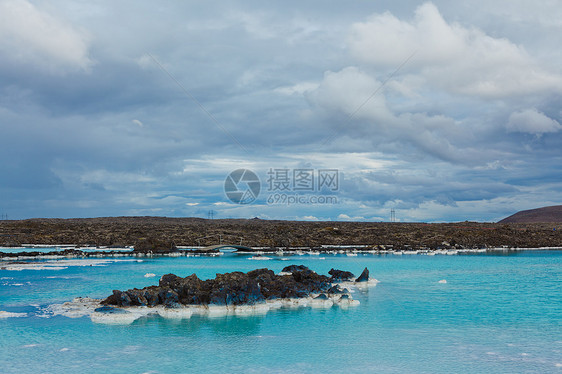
101,266 -> 364,308
355,267 -> 369,282
328,268 -> 355,281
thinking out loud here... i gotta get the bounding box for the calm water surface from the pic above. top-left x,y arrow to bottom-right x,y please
1,250 -> 560,373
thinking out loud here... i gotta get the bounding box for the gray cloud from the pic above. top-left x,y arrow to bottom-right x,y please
0,0 -> 93,73
0,1 -> 561,222
506,108 -> 561,135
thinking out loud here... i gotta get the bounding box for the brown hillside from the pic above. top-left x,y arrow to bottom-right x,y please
1,217 -> 562,249
499,205 -> 562,223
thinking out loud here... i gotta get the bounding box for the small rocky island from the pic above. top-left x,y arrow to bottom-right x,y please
100,265 -> 370,310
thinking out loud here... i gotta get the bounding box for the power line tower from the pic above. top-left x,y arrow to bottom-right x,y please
208,210 -> 215,219
390,209 -> 396,222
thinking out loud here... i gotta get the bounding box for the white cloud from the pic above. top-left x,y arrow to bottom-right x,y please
348,2 -> 562,98
308,66 -> 485,164
506,108 -> 562,135
307,66 -> 393,122
337,213 -> 365,221
0,0 -> 93,73
2,1 -> 562,221
302,215 -> 319,221
132,119 -> 143,127
275,82 -> 319,96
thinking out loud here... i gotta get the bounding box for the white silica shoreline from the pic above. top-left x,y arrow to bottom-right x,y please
47,294 -> 362,325
43,277 -> 377,325
2,245 -> 561,261
0,310 -> 28,318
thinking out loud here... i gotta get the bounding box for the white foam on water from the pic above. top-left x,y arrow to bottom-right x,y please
156,307 -> 193,319
248,256 -> 272,260
204,305 -> 230,318
337,300 -> 360,308
555,363 -> 562,367
338,279 -> 379,291
310,298 -> 334,309
265,300 -> 284,310
83,296 -> 358,322
144,273 -> 156,278
46,276 -> 72,279
191,303 -> 272,317
1,258 -> 133,271
23,344 -> 39,348
438,279 -> 448,284
60,348 -> 70,352
58,259 -> 126,267
279,297 -> 312,308
0,311 -> 27,318
91,309 -> 150,325
46,297 -> 102,318
2,264 -> 68,271
232,304 -> 270,316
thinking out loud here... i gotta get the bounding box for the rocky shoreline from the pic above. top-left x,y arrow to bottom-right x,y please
1,217 -> 562,255
101,265 -> 368,309
47,266 -> 374,324
2,245 -> 560,263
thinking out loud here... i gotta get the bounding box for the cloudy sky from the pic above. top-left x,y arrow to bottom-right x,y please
1,0 -> 561,222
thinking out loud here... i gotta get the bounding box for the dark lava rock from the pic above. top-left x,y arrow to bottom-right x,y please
327,285 -> 345,294
159,288 -> 180,307
102,266 -> 351,308
133,238 -> 177,253
281,265 -> 310,273
159,273 -> 182,287
355,267 -> 369,282
328,268 -> 355,282
208,271 -> 264,305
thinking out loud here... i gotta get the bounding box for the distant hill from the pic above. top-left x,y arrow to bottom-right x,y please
499,205 -> 562,223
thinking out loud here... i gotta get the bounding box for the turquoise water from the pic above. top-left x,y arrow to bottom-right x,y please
0,246 -> 134,253
1,251 -> 561,373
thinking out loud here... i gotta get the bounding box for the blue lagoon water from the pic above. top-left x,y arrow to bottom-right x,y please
1,250 -> 561,373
